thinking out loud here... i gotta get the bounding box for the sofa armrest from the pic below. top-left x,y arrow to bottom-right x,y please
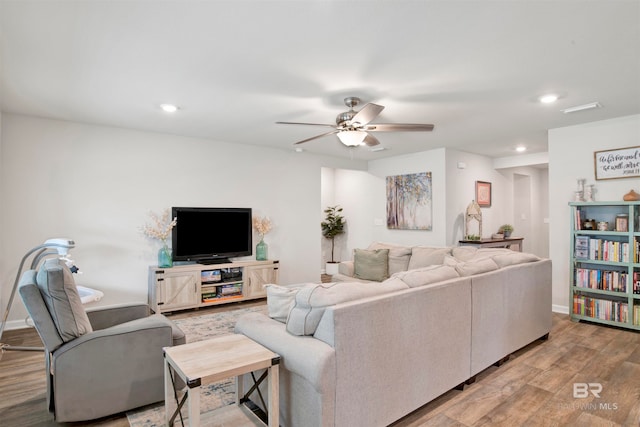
338,261 -> 354,276
86,303 -> 151,330
235,312 -> 336,393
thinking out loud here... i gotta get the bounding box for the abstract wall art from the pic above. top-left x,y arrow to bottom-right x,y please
386,171 -> 432,230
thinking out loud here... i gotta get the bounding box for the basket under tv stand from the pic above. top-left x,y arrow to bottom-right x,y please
148,259 -> 279,314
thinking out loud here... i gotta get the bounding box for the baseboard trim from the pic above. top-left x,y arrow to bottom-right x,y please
552,304 -> 569,314
2,318 -> 32,331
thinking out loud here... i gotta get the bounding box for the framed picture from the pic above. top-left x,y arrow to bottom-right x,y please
616,215 -> 628,232
386,172 -> 432,230
594,146 -> 640,180
475,181 -> 492,207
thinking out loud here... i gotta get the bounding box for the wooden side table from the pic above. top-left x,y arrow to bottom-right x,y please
163,334 -> 280,426
458,237 -> 524,252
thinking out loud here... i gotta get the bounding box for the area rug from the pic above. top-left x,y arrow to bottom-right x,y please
126,304 -> 268,427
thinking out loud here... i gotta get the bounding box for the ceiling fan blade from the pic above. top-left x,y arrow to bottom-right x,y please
364,123 -> 434,132
349,103 -> 384,126
276,121 -> 336,128
363,133 -> 380,147
293,130 -> 339,145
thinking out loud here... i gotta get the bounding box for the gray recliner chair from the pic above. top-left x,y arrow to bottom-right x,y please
18,258 -> 186,422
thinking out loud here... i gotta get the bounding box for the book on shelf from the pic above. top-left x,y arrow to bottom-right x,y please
573,294 -> 628,323
217,283 -> 242,296
202,294 -> 243,303
585,238 -> 630,262
575,268 -> 627,292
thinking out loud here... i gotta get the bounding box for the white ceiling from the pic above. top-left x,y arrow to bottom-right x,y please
1,1 -> 639,161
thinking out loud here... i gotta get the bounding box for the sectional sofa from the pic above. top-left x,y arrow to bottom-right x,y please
235,243 -> 552,427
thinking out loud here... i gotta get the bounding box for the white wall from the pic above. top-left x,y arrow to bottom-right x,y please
333,168 -> 376,261
325,147 -> 550,263
0,114 -> 366,327
444,149 -> 513,245
549,114 -> 640,313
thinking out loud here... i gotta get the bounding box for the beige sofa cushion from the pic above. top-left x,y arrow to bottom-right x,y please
367,242 -> 412,275
407,246 -> 452,270
286,280 -> 409,336
451,247 -> 513,261
450,248 -> 541,270
392,265 -> 459,288
354,248 -> 390,281
492,252 -> 541,268
453,257 -> 500,276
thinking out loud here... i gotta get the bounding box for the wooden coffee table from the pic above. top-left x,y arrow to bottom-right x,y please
163,334 -> 280,426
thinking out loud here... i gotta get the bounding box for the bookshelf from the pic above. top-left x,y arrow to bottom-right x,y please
148,260 -> 279,314
569,201 -> 640,330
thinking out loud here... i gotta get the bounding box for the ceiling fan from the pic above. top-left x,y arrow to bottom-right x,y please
276,97 -> 435,147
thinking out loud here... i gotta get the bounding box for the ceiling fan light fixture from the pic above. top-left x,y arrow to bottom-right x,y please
337,130 -> 367,147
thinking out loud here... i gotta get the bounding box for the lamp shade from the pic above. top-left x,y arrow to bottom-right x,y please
337,130 -> 367,146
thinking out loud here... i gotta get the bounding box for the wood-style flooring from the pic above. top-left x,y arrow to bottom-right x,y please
1,305 -> 639,426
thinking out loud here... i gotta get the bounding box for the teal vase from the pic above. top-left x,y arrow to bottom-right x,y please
256,238 -> 268,261
158,245 -> 173,268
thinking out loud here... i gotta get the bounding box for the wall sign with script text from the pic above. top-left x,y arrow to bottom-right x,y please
594,146 -> 640,180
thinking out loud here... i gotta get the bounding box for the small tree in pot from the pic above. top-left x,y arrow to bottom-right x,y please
500,224 -> 514,238
321,205 -> 346,274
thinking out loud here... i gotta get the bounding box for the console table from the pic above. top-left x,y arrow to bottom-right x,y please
458,237 -> 524,252
164,334 -> 280,426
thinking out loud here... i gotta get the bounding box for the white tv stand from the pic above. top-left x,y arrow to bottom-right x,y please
148,260 -> 279,314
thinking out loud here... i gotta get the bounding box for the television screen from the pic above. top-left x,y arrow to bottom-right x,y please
171,207 -> 252,264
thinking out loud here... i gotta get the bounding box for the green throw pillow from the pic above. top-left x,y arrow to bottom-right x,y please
354,248 -> 390,281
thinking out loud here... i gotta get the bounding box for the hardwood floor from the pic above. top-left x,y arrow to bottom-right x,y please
1,310 -> 639,426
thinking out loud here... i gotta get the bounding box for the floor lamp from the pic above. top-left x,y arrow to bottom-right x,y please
0,238 -> 75,354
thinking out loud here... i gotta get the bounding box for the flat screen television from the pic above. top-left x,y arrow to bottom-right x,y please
171,207 -> 252,264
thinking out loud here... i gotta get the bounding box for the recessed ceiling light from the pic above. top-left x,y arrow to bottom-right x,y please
561,102 -> 602,114
295,147 -> 304,153
539,94 -> 559,104
160,103 -> 178,113
516,146 -> 527,153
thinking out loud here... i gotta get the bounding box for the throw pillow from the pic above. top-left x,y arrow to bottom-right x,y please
367,242 -> 412,275
265,284 -> 301,323
354,248 -> 389,281
36,258 -> 93,342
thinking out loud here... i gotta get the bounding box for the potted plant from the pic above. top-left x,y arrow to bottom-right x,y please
321,205 -> 346,275
500,224 -> 514,238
